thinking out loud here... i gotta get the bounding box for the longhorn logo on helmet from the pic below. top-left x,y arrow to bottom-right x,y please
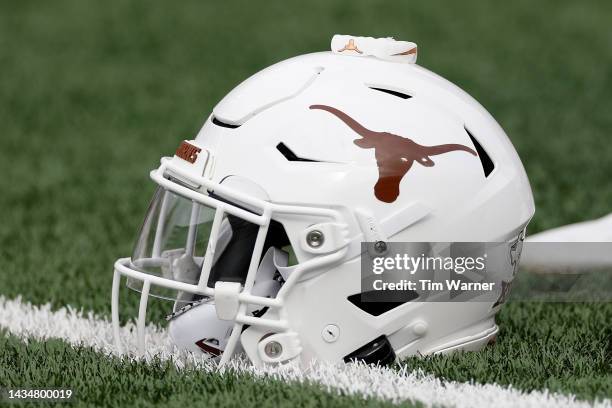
310,105 -> 478,203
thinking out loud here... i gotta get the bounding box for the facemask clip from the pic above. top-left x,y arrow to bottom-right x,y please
214,281 -> 242,320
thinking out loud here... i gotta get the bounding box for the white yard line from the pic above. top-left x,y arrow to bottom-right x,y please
0,296 -> 609,408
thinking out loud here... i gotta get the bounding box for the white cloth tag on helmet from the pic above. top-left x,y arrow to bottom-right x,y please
331,34 -> 418,63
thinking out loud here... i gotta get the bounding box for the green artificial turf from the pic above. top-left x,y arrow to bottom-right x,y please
402,302 -> 612,401
0,0 -> 611,405
0,333 -> 418,408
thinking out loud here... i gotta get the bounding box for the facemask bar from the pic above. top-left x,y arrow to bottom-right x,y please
184,201 -> 201,257
112,157 -> 348,365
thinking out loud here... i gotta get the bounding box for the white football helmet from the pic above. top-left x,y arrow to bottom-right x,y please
112,35 -> 534,366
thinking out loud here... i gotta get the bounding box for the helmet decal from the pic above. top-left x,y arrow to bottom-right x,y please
195,338 -> 222,356
310,104 -> 478,203
337,38 -> 363,54
175,140 -> 202,164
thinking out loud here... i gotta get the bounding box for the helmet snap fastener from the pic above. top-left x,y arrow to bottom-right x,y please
374,241 -> 387,253
413,320 -> 428,336
322,324 -> 340,343
264,341 -> 283,358
306,230 -> 325,248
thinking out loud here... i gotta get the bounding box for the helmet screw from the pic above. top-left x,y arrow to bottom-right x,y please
264,341 -> 283,358
374,241 -> 387,253
322,324 -> 340,343
306,230 -> 325,248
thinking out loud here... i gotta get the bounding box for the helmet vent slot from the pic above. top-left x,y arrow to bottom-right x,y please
465,126 -> 494,177
347,289 -> 418,316
368,86 -> 412,99
212,116 -> 241,129
276,142 -> 320,162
